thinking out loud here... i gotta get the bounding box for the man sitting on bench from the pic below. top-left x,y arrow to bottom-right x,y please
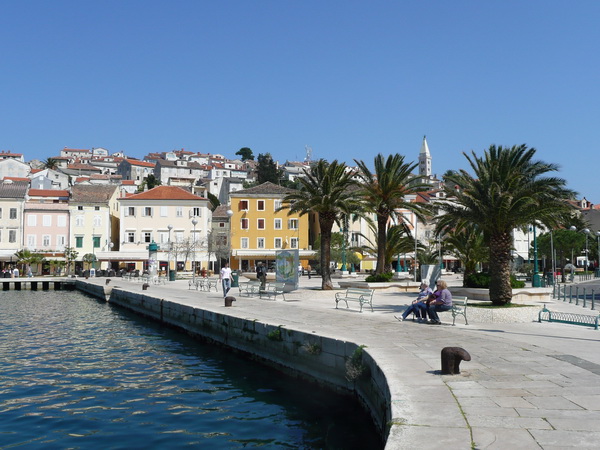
395,282 -> 432,323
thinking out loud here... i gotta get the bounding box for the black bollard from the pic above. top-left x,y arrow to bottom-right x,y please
441,347 -> 471,375
224,296 -> 236,307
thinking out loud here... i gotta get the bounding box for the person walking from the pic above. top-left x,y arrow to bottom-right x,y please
220,263 -> 233,297
307,264 -> 312,279
256,262 -> 267,290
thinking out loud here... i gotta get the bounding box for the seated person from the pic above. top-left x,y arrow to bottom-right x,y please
425,280 -> 453,324
395,282 -> 433,322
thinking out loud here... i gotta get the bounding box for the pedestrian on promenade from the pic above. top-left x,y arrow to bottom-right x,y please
425,280 -> 453,325
307,264 -> 312,279
220,263 -> 233,297
256,262 -> 267,290
395,282 -> 432,322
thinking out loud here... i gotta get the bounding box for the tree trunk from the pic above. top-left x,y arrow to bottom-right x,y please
319,216 -> 335,290
375,214 -> 388,274
489,232 -> 513,305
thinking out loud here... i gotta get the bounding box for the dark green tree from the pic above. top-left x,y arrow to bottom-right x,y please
441,223 -> 488,286
43,158 -> 59,170
256,153 -> 283,184
137,174 -> 161,192
207,192 -> 221,211
438,144 -> 576,305
235,147 -> 254,161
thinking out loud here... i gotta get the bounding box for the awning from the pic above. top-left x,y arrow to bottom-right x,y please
232,250 -> 316,258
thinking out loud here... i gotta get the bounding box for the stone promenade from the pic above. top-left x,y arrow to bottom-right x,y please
85,274 -> 600,449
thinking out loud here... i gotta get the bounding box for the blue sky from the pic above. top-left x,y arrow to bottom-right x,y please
2,1 -> 599,200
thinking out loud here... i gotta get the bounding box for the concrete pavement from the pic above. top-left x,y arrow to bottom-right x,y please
86,274 -> 600,449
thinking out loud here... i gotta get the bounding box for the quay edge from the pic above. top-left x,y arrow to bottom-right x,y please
74,280 -> 391,448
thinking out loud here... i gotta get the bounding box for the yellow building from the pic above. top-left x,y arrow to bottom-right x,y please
229,182 -> 313,271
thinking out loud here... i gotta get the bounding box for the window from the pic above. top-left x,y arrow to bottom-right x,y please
93,236 -> 101,248
290,237 -> 298,249
274,237 -> 282,249
257,200 -> 265,211
159,232 -> 169,244
143,207 -> 153,217
0,208 -> 2,219
75,236 -> 83,248
27,235 -> 36,248
0,230 -> 2,242
9,230 -> 16,243
274,218 -> 282,230
42,235 -> 51,247
257,238 -> 265,249
274,200 -> 282,210
160,206 -> 168,217
288,219 -> 298,230
219,222 -> 225,228
175,231 -> 184,242
257,218 -> 265,229
241,237 -> 249,249
143,232 -> 152,243
43,215 -> 52,226
239,200 -> 249,211
191,207 -> 201,217
127,232 -> 135,243
10,208 -> 17,219
75,215 -> 84,227
94,206 -> 100,211
57,216 -> 66,227
27,215 -> 37,227
77,205 -> 84,211
176,207 -> 183,217
57,235 -> 66,247
93,215 -> 101,227
125,206 -> 135,217
241,218 -> 249,230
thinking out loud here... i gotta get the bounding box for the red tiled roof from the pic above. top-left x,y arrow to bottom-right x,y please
124,159 -> 155,168
3,177 -> 30,182
120,185 -> 206,201
121,180 -> 136,185
28,189 -> 69,197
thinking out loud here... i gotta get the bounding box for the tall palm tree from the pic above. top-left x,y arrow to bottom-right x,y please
354,153 -> 428,274
280,159 -> 361,290
439,144 -> 575,304
362,224 -> 416,272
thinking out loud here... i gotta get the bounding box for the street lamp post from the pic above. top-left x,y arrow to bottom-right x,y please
414,216 -> 418,283
570,226 -> 590,271
532,224 -> 540,287
226,209 -> 234,271
167,224 -> 173,281
191,218 -> 198,281
596,231 -> 600,276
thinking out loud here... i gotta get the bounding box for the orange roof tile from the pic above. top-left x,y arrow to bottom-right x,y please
28,189 -> 69,197
120,185 -> 206,201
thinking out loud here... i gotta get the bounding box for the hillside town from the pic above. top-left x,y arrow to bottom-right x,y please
0,138 -> 598,278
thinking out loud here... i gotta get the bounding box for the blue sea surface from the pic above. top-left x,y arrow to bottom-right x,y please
0,290 -> 381,449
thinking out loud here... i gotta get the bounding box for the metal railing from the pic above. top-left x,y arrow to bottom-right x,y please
552,283 -> 599,311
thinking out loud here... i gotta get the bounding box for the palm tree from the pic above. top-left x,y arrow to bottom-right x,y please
43,158 -> 59,170
439,144 -> 575,305
440,223 -> 488,286
280,159 -> 361,290
354,153 -> 428,274
362,224 -> 416,272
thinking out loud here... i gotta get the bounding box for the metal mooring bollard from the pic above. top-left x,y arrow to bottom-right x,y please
441,347 -> 471,375
224,296 -> 236,307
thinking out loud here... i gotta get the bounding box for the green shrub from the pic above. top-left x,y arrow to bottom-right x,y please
365,272 -> 393,282
465,273 -> 525,289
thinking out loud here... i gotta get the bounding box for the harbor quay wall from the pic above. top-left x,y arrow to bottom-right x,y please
75,281 -> 392,446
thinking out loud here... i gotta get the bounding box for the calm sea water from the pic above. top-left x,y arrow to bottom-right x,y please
0,290 -> 381,449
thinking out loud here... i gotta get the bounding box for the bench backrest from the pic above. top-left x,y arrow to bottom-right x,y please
453,296 -> 468,307
346,288 -> 374,297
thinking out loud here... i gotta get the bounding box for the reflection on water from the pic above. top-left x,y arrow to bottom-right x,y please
0,290 -> 381,449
